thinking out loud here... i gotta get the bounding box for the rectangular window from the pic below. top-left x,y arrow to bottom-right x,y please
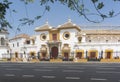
13,44 -> 14,47
32,40 -> 35,45
89,40 -> 91,42
106,40 -> 108,42
52,34 -> 57,40
26,40 -> 30,44
17,42 -> 19,47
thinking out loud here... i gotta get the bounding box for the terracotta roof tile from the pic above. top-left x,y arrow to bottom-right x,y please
10,34 -> 30,40
82,30 -> 120,34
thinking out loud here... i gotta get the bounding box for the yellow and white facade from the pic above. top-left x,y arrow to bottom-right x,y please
8,19 -> 120,62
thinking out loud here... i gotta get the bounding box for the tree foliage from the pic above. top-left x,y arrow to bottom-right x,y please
0,0 -> 12,31
1,0 -> 120,30
17,0 -> 120,24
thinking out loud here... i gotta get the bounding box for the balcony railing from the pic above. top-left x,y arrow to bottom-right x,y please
47,40 -> 61,44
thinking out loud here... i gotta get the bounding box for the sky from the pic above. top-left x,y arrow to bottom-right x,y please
5,0 -> 120,38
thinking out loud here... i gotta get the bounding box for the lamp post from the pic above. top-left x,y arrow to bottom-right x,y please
86,50 -> 88,59
22,47 -> 27,62
9,49 -> 12,60
37,51 -> 40,60
101,50 -> 103,59
7,50 -> 9,61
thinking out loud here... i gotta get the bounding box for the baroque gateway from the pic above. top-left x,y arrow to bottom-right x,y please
2,19 -> 120,62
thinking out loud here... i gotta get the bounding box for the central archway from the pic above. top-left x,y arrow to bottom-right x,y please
51,46 -> 58,59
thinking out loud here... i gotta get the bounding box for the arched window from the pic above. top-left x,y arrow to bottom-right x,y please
1,37 -> 5,45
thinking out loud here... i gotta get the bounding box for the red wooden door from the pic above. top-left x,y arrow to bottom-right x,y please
64,52 -> 69,59
51,47 -> 58,58
106,52 -> 111,59
90,52 -> 96,59
76,52 -> 82,59
42,52 -> 46,57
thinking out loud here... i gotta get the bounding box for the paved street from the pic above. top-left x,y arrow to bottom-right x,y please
0,62 -> 120,82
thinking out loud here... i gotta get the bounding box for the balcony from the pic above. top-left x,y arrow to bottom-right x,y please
47,40 -> 61,45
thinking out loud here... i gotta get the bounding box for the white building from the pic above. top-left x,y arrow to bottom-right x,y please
9,34 -> 37,61
9,19 -> 120,62
0,30 -> 9,59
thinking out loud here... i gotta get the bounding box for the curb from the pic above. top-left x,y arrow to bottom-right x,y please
1,61 -> 120,64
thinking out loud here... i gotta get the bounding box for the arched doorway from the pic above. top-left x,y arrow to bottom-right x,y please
51,46 -> 58,59
30,52 -> 35,59
15,52 -> 18,58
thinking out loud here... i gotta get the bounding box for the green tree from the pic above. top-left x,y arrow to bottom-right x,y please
0,0 -> 12,31
1,0 -> 120,30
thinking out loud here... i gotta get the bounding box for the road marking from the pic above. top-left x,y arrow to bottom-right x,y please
22,75 -> 35,78
33,69 -> 52,72
42,76 -> 56,79
67,67 -> 85,69
1,66 -> 12,67
5,68 -> 22,71
63,70 -> 84,73
96,68 -> 116,70
98,66 -> 120,68
4,74 -> 15,77
42,67 -> 58,68
91,78 -> 107,81
96,71 -> 120,74
21,66 -> 35,68
65,77 -> 80,80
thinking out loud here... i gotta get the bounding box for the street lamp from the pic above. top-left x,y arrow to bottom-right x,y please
9,49 -> 12,60
101,50 -> 103,59
37,51 -> 40,60
21,47 -> 27,62
86,50 -> 88,59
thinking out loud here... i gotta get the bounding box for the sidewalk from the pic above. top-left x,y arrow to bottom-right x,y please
1,61 -> 120,64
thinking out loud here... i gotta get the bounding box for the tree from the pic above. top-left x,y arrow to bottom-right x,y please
0,0 -> 12,31
1,0 -> 120,30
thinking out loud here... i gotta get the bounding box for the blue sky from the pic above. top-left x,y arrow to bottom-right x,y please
6,0 -> 120,38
